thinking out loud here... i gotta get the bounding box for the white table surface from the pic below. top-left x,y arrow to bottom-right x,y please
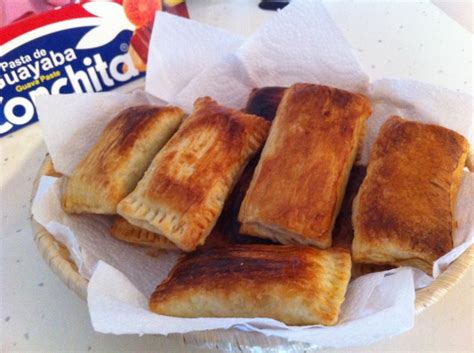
1,1 -> 472,352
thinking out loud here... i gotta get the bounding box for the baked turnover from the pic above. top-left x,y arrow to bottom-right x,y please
352,116 -> 469,274
149,244 -> 352,326
328,165 -> 391,278
110,216 -> 178,250
239,83 -> 372,249
118,97 -> 270,252
62,105 -> 185,214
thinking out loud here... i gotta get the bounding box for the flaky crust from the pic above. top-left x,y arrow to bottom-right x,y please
200,86 -> 288,246
352,116 -> 469,274
118,97 -> 270,252
198,86 -> 286,247
329,165 -> 392,277
212,155 -> 275,246
110,216 -> 177,250
239,83 -> 372,249
149,245 -> 351,326
62,105 -> 185,214
110,216 -> 239,251
43,158 -> 63,177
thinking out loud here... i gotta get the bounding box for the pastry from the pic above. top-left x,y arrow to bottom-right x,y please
118,97 -> 270,252
239,83 -> 372,249
149,244 -> 352,326
330,165 -> 392,277
215,156 -> 275,246
110,216 -> 237,250
62,105 -> 185,214
332,165 -> 367,250
352,116 -> 469,274
43,157 -> 63,178
244,86 -> 287,121
206,86 -> 288,245
110,216 -> 177,250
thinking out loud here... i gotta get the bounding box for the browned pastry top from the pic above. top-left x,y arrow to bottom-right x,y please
150,244 -> 351,325
145,97 -> 270,213
96,105 -> 182,174
355,116 -> 468,261
240,83 -> 372,244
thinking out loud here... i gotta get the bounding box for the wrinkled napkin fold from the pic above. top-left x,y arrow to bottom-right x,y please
87,260 -> 415,349
32,0 -> 473,348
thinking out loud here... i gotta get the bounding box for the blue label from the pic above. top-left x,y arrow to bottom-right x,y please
0,26 -> 144,136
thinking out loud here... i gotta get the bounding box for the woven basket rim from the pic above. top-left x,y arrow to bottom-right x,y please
30,156 -> 474,346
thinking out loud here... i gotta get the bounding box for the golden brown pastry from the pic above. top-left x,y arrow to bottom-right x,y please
149,245 -> 351,326
43,157 -> 63,178
110,216 -> 178,250
239,83 -> 372,249
352,116 -> 469,275
62,105 -> 185,214
205,86 -> 288,246
117,97 -> 270,252
211,154 -> 274,246
110,216 -> 238,251
330,165 -> 392,278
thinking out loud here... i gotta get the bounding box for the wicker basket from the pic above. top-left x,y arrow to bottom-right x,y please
31,156 -> 474,351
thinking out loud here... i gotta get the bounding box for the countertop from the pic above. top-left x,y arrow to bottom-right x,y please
1,1 -> 472,352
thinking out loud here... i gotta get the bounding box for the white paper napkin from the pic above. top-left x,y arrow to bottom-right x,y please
87,260 -> 415,349
145,12 -> 243,104
363,79 -> 474,164
170,0 -> 369,112
433,172 -> 474,277
32,176 -> 180,294
36,91 -> 164,176
32,0 -> 473,348
29,174 -> 426,346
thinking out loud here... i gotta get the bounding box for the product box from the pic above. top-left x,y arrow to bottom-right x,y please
0,0 -> 188,137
